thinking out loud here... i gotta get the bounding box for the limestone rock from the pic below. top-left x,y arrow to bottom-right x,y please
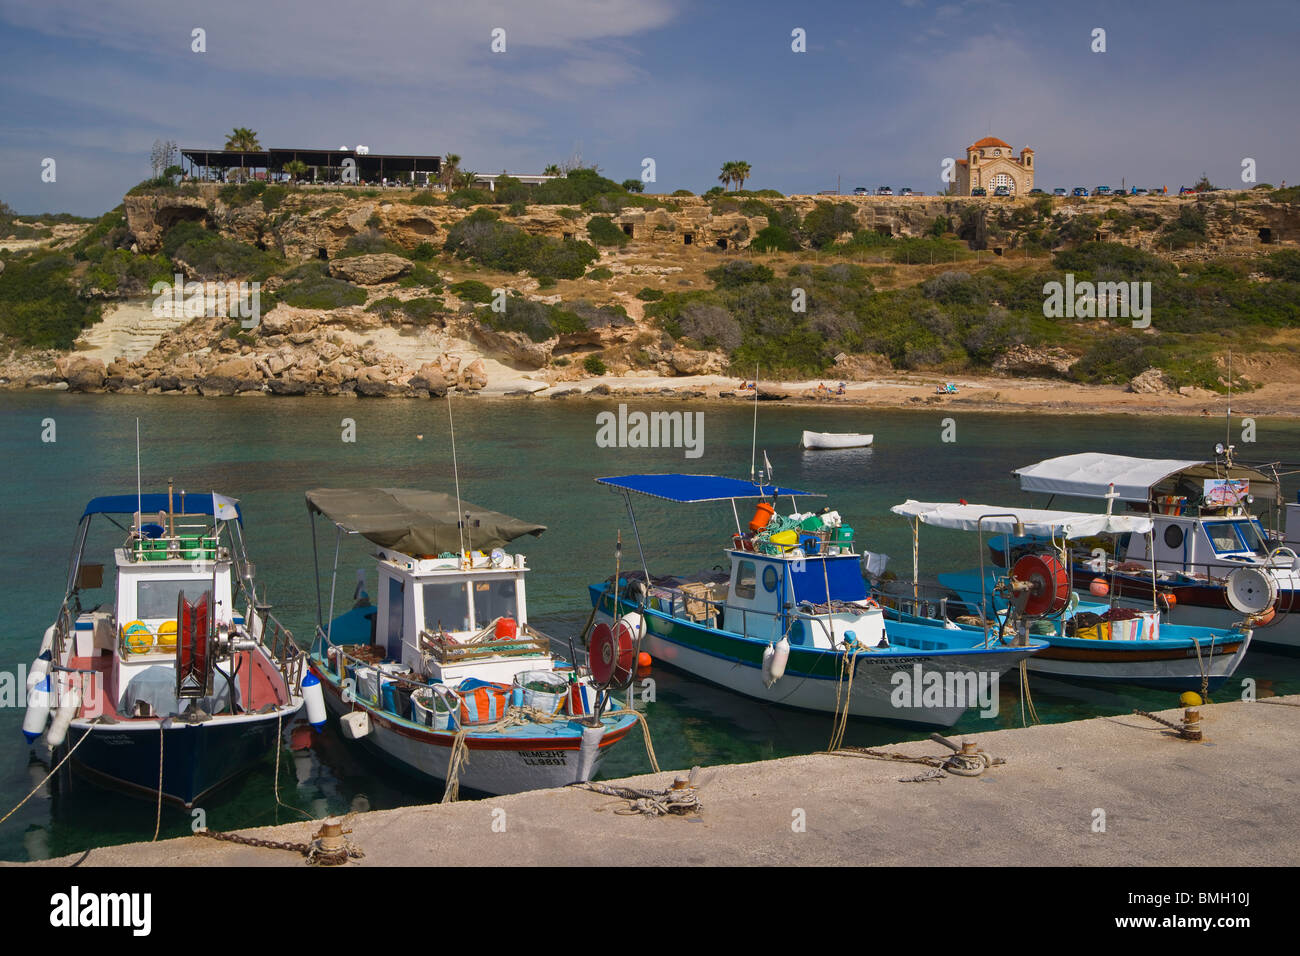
355,365 -> 400,396
991,345 -> 1077,378
458,358 -> 488,391
55,356 -> 107,391
328,254 -> 411,285
669,348 -> 726,375
410,362 -> 449,396
1127,367 -> 1172,393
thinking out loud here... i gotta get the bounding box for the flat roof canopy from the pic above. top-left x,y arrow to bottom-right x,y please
597,474 -> 820,503
892,499 -> 1154,538
306,487 -> 544,554
181,147 -> 441,175
1014,453 -> 1278,504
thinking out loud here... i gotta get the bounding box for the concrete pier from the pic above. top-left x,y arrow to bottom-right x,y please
22,696 -> 1300,867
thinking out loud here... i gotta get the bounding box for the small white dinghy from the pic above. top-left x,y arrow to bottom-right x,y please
800,430 -> 873,450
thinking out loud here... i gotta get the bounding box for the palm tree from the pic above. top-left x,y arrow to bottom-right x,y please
224,127 -> 261,151
282,159 -> 308,183
440,153 -> 461,190
456,169 -> 477,190
543,164 -> 561,177
732,161 -> 752,191
718,161 -> 737,191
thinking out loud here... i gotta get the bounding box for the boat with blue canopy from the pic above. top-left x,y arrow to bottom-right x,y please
878,500 -> 1253,692
586,474 -> 1046,728
22,483 -> 305,807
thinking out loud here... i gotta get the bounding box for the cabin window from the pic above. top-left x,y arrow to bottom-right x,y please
1205,522 -> 1240,554
472,578 -> 518,627
422,581 -> 470,632
1230,520 -> 1269,556
136,579 -> 197,619
735,562 -> 757,600
1163,525 -> 1185,549
387,576 -> 404,644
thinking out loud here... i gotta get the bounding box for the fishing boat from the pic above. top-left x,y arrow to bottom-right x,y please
1010,451 -> 1298,652
800,430 -> 873,450
23,486 -> 305,807
879,500 -> 1253,691
304,488 -> 640,797
586,474 -> 1045,728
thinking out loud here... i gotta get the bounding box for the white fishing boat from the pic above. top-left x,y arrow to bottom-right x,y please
23,485 -> 305,807
305,488 -> 640,797
881,500 -> 1252,691
586,474 -> 1045,728
800,430 -> 873,450
1011,451 -> 1299,652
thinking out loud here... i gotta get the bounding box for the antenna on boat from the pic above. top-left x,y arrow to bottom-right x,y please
749,363 -> 759,484
1224,350 -> 1233,465
135,417 -> 142,537
447,393 -> 467,561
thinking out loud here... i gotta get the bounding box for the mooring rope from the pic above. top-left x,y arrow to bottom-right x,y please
827,642 -> 862,753
0,718 -> 101,826
440,703 -> 660,804
152,724 -> 164,841
273,710 -> 314,822
1018,658 -> 1040,726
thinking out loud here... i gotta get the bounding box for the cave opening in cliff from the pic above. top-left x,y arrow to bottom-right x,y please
317,247 -> 328,260
622,224 -> 633,236
683,233 -> 693,245
716,238 -> 728,249
1259,228 -> 1273,244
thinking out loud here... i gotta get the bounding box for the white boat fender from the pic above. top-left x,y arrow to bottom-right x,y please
46,679 -> 81,748
340,710 -> 371,740
26,651 -> 52,692
618,612 -> 644,639
301,672 -> 328,731
575,722 -> 604,781
22,674 -> 54,743
763,636 -> 790,687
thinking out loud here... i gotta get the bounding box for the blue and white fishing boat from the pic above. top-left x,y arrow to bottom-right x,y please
23,485 -> 305,807
879,500 -> 1253,691
305,488 -> 640,797
1012,451 -> 1299,652
586,475 -> 1045,728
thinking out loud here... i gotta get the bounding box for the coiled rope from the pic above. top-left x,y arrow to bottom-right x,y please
827,642 -> 862,753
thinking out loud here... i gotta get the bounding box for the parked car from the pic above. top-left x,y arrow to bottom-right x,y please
1029,188 -> 1046,195
1053,187 -> 1067,196
1072,187 -> 1088,197
876,186 -> 893,195
1132,188 -> 1147,196
1092,186 -> 1111,196
1179,186 -> 1196,195
853,186 -> 868,195
971,187 -> 987,196
993,185 -> 1011,196
899,187 -> 913,196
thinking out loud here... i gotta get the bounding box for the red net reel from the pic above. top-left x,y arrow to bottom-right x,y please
1011,553 -> 1070,616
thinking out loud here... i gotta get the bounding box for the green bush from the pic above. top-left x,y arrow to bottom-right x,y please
449,188 -> 493,207
218,182 -> 267,205
751,225 -> 800,252
706,260 -> 774,288
444,210 -> 598,279
586,267 -> 614,280
450,280 -> 495,303
336,232 -> 411,258
583,355 -> 607,375
802,202 -> 859,248
0,252 -> 103,348
408,191 -> 443,206
83,248 -> 172,295
278,273 -> 367,310
479,296 -> 586,342
396,263 -> 443,290
586,216 -> 629,247
636,287 -> 664,301
411,241 -> 438,261
161,220 -> 282,279
261,185 -> 289,212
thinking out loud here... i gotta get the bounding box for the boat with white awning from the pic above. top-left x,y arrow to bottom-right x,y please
880,499 -> 1253,691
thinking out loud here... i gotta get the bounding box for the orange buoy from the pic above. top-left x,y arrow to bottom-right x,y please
1090,577 -> 1110,597
495,617 -> 518,638
748,501 -> 775,533
1252,605 -> 1277,627
636,651 -> 653,677
1159,591 -> 1177,608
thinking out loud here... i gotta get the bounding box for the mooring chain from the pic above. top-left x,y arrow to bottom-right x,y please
195,817 -> 363,865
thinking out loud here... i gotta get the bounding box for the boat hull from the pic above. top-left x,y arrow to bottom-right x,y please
593,590 -> 1037,728
800,431 -> 873,450
60,705 -> 300,808
310,660 -> 633,796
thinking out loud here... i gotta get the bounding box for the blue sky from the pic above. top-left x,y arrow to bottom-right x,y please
1,0 -> 1297,215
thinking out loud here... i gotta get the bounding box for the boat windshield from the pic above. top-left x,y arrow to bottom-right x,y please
791,557 -> 868,604
137,578 -> 200,618
1205,519 -> 1269,557
422,581 -> 470,632
472,577 -> 519,626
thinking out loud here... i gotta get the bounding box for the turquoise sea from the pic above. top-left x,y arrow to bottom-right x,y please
2,392 -> 1298,860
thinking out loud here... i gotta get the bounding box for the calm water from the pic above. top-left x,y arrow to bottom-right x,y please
2,392 -> 1298,860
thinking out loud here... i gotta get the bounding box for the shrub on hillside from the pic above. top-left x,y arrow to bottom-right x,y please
161,220 -> 282,279
0,252 -> 103,348
586,216 -> 629,247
